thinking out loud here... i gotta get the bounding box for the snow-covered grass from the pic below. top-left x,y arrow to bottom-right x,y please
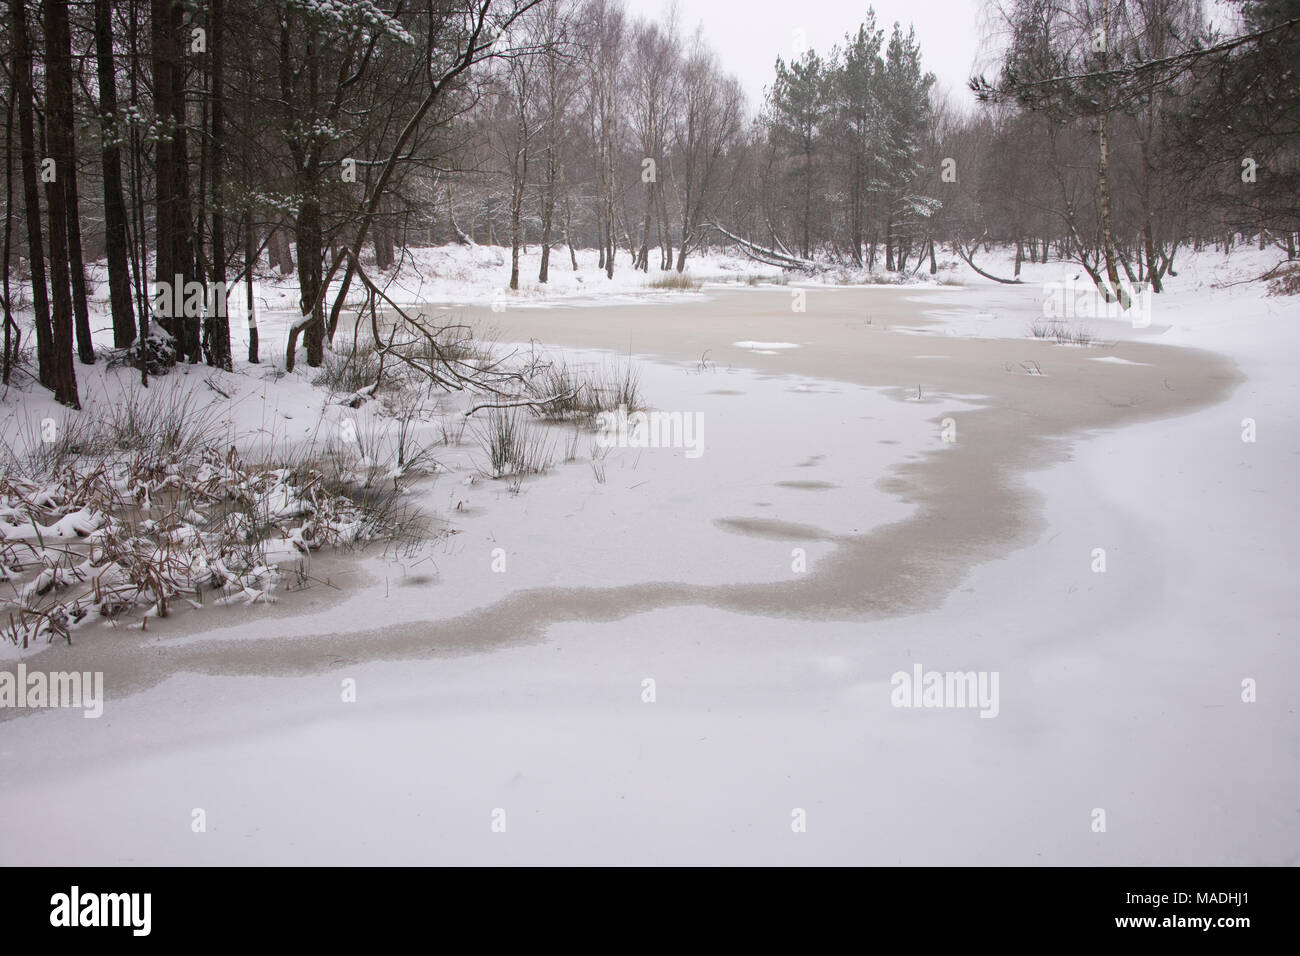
1029,317 -> 1097,346
0,371 -> 446,646
646,272 -> 703,291
524,355 -> 644,423
472,406 -> 555,483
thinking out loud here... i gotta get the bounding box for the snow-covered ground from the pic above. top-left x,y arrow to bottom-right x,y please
1,243 -> 1296,864
217,244 -> 786,363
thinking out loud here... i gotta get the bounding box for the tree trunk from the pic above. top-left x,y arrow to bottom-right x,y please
802,145 -> 812,259
3,89 -> 17,385
658,182 -> 672,269
245,209 -> 258,363
605,217 -> 615,277
508,152 -> 525,290
538,155 -> 555,283
1094,2 -> 1123,304
64,154 -> 95,364
563,198 -> 577,270
152,0 -> 196,362
374,224 -> 395,270
447,186 -> 471,245
1097,109 -> 1122,302
850,156 -> 863,267
269,229 -> 293,274
372,195 -> 396,271
325,258 -> 356,344
206,0 -> 231,369
508,68 -> 528,291
94,0 -> 136,348
11,0 -> 53,387
605,157 -> 615,279
128,0 -> 150,383
41,0 -> 80,406
1143,221 -> 1161,293
295,189 -> 325,368
638,188 -> 652,272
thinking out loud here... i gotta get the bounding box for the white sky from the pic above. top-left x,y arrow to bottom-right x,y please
621,0 -> 989,115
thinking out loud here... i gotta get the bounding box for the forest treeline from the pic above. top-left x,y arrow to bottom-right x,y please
0,0 -> 1296,406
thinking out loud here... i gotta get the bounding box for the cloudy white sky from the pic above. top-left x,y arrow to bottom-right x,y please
621,0 -> 990,114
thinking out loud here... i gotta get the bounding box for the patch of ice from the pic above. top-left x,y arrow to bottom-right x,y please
1090,356 -> 1150,366
733,341 -> 800,350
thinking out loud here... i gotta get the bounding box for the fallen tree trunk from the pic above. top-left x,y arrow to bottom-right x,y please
956,241 -> 1023,285
706,222 -> 814,272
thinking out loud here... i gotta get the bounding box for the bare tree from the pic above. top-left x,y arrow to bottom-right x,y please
672,35 -> 743,272
9,0 -> 53,388
41,0 -> 80,405
628,16 -> 680,272
94,0 -> 137,348
536,0 -> 579,283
